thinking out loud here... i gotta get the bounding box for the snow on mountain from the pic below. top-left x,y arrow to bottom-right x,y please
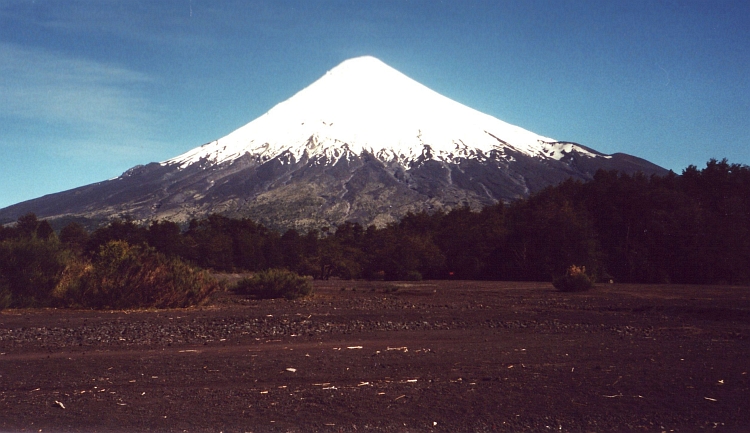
163,56 -> 603,169
0,55 -> 664,231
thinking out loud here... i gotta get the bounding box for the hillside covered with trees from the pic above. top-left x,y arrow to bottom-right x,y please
1,159 -> 748,308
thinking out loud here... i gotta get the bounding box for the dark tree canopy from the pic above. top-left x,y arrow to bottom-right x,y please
3,159 -> 748,286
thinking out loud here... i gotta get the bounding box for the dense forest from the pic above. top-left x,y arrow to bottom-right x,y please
1,159 -> 749,300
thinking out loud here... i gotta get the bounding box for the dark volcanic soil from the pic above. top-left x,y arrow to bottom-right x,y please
1,281 -> 749,432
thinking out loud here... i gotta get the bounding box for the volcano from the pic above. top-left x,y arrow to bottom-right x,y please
0,56 -> 666,230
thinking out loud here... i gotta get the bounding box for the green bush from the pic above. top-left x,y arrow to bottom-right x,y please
0,284 -> 11,310
405,270 -> 423,281
0,237 -> 71,308
383,284 -> 399,293
553,265 -> 595,292
232,268 -> 312,300
57,240 -> 219,309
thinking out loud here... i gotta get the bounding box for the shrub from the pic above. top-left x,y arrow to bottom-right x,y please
0,284 -> 11,310
58,240 -> 219,309
0,237 -> 71,307
232,268 -> 312,300
553,265 -> 595,292
51,258 -> 90,307
383,284 -> 399,293
405,270 -> 423,281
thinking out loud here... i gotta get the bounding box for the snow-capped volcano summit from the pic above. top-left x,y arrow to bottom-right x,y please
0,56 -> 666,230
165,56 -> 591,169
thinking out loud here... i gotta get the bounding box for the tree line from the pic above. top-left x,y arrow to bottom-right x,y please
2,159 -> 749,288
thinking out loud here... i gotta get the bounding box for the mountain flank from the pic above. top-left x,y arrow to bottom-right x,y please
0,56 -> 666,230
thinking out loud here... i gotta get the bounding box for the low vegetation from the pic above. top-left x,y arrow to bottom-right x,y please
553,265 -> 595,292
231,269 -> 312,300
0,235 -> 71,308
0,159 -> 748,311
0,215 -> 218,311
56,241 -> 219,309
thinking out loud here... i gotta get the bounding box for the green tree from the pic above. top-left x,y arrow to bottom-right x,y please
146,220 -> 184,257
280,229 -> 304,271
434,205 -> 507,279
60,222 -> 90,256
86,218 -> 147,256
0,236 -> 71,307
369,226 -> 444,281
505,184 -> 600,280
16,213 -> 40,239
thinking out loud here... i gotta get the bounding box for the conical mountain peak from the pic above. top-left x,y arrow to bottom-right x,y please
322,55 -> 395,78
164,56 -> 577,169
0,56 -> 666,230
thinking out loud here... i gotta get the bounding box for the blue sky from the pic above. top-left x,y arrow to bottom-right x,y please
1,0 -> 748,209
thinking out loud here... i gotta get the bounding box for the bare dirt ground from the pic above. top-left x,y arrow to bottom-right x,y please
1,280 -> 749,433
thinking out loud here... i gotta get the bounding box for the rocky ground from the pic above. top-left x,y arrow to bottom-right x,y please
1,280 -> 749,432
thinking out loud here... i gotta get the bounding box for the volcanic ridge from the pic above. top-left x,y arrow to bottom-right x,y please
0,56 -> 666,230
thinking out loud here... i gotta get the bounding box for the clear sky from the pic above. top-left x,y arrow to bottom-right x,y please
1,0 -> 748,209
